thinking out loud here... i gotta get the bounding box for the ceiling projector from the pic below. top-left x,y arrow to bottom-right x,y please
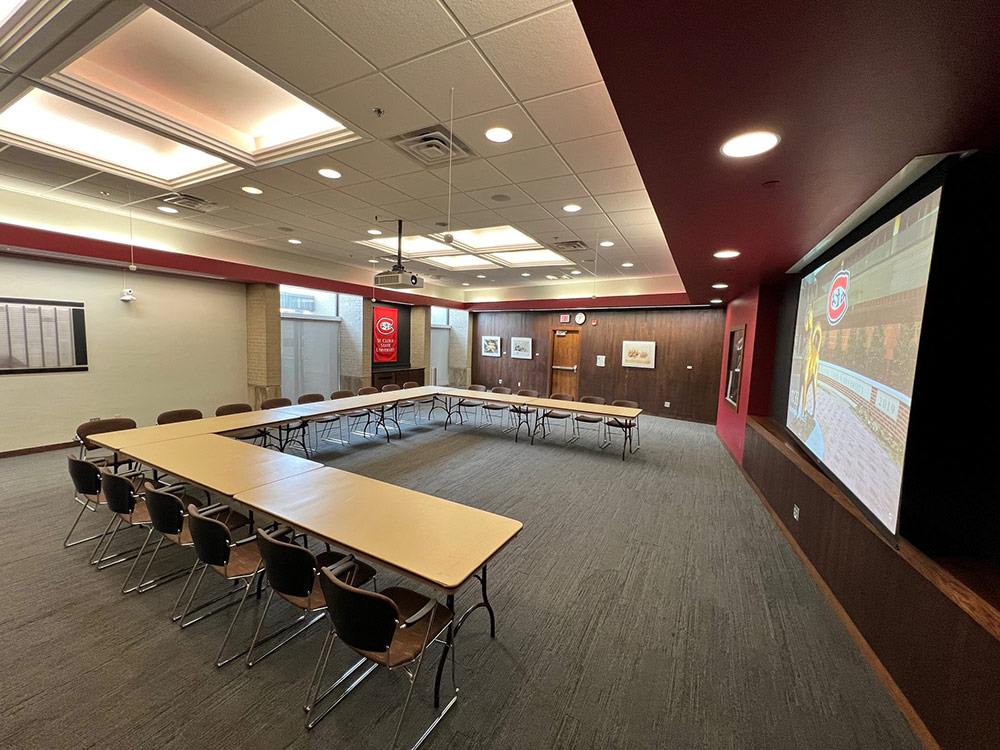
374,270 -> 423,289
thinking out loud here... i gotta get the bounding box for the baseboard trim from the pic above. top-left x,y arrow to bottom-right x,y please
0,441 -> 76,459
722,436 -> 940,750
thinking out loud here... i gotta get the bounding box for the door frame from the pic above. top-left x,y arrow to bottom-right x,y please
547,326 -> 582,397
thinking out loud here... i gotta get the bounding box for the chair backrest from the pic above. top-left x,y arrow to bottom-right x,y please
550,393 -> 573,401
298,393 -> 325,404
67,454 -> 101,496
257,527 -> 318,598
320,562 -> 398,654
358,387 -> 378,396
468,384 -> 487,392
516,389 -> 539,398
580,396 -> 606,405
215,402 -> 252,416
381,384 -> 401,392
612,399 -> 639,408
261,397 -> 292,409
76,418 -> 137,450
100,470 -> 139,515
491,386 -> 512,395
331,390 -> 355,399
187,505 -> 233,566
157,408 -> 203,425
402,381 -> 419,389
145,486 -> 185,535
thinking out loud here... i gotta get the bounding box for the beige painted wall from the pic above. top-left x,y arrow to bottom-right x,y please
0,256 -> 248,452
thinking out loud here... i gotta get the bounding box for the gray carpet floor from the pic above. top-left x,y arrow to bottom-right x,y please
0,414 -> 921,749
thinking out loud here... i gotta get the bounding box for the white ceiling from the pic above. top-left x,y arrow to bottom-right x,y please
0,0 -> 681,295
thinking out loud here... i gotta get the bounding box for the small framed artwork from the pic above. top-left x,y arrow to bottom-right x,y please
622,340 -> 656,369
481,335 -> 501,357
724,326 -> 746,407
511,336 -> 532,360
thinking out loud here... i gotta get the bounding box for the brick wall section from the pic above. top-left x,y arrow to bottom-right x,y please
448,309 -> 471,386
410,306 -> 431,385
246,283 -> 281,407
338,293 -> 365,393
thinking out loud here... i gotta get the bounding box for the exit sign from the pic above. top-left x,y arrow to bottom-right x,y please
559,314 -> 570,323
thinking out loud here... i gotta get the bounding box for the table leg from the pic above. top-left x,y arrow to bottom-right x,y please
434,593 -> 455,709
435,563 -> 496,708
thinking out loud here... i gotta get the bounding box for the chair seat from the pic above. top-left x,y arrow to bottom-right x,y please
213,541 -> 264,579
307,414 -> 341,425
458,399 -> 483,408
223,427 -> 263,440
278,552 -> 376,611
279,421 -> 306,431
482,403 -> 507,410
607,418 -> 636,429
545,410 -> 571,420
575,415 -> 603,423
119,500 -> 151,525
354,587 -> 453,668
510,406 -> 537,414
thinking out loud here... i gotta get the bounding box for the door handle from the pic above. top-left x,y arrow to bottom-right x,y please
552,365 -> 578,372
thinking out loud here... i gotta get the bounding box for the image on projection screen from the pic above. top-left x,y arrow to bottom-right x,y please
786,187 -> 941,534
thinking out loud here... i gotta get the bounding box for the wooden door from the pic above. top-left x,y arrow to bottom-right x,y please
548,328 -> 581,398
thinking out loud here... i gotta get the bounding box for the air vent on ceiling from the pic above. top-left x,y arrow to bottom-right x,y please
552,240 -> 589,252
391,126 -> 475,166
162,192 -> 219,212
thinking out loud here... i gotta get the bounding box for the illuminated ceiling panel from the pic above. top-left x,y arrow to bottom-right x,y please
44,9 -> 358,166
420,254 -> 500,270
0,88 -> 237,188
0,1 -> 30,26
486,248 -> 572,266
357,234 -> 457,257
435,225 -> 543,253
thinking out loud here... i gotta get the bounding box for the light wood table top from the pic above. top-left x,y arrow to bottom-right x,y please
436,387 -> 534,406
234,466 -> 522,593
282,388 -> 434,418
89,408 -> 302,450
527,398 -> 642,420
115,433 -> 323,496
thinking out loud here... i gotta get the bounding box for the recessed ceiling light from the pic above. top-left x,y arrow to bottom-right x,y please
714,249 -> 741,259
368,258 -> 380,264
621,262 -> 634,268
485,127 -> 513,143
710,298 -> 723,304
318,168 -> 342,179
367,229 -> 382,235
461,282 -> 470,286
712,283 -> 729,289
571,270 -> 582,275
490,194 -> 511,202
288,239 -> 302,244
562,204 -> 582,213
545,274 -> 558,280
242,186 -> 263,194
476,274 -> 486,278
599,241 -> 615,247
157,205 -> 179,214
520,272 -> 531,277
721,131 -> 780,158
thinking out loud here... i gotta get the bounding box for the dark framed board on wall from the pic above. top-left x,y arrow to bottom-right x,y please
0,297 -> 88,374
724,325 -> 745,407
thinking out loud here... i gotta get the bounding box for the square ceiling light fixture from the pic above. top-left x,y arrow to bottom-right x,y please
419,254 -> 500,270
41,8 -> 358,168
0,0 -> 52,65
0,88 -> 237,188
357,234 -> 458,258
485,248 -> 572,266
431,225 -> 543,253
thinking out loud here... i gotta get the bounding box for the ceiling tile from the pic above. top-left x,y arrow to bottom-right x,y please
314,74 -> 436,140
341,180 -> 411,205
283,153 -> 370,187
443,0 -> 556,35
422,192 -> 484,214
578,165 -> 644,196
301,188 -> 373,212
386,42 -> 514,120
382,170 -> 451,198
379,200 -> 441,221
184,213 -> 253,229
595,190 -> 653,212
0,146 -> 96,182
539,196 -> 602,216
452,209 -> 505,228
214,0 -> 374,94
465,184 -> 534,207
213,207 -> 270,225
488,145 -> 570,182
559,213 -> 614,231
608,207 -> 660,226
250,166 -> 328,195
525,83 -> 621,143
450,105 -> 547,157
475,5 -> 601,101
333,141 -> 422,179
519,174 -> 586,202
162,0 -> 256,28
555,131 -> 635,173
430,159 -> 509,191
300,0 -> 464,68
514,218 -> 568,234
268,195 -> 328,215
494,203 -> 553,222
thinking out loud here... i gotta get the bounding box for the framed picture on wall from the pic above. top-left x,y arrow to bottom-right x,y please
510,336 -> 532,360
724,326 -> 746,407
622,340 -> 655,369
481,335 -> 501,357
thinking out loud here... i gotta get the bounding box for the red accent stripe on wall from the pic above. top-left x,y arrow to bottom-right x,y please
465,292 -> 691,311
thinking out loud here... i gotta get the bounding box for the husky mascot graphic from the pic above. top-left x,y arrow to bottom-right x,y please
799,308 -> 823,418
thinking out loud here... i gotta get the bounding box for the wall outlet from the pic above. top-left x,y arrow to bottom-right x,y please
793,505 -> 800,521
498,378 -> 502,384
517,381 -> 521,387
663,401 -> 670,408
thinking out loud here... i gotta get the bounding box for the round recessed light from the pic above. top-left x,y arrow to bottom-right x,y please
490,194 -> 511,202
621,262 -> 634,268
562,204 -> 582,213
157,205 -> 179,214
710,298 -> 723,304
99,190 -> 111,197
241,186 -> 263,194
368,258 -> 380,264
476,274 -> 486,278
317,168 -> 342,179
434,221 -> 448,227
571,270 -> 582,275
714,249 -> 741,259
288,239 -> 302,245
712,283 -> 729,289
520,272 -> 531,277
545,274 -> 558,280
461,282 -> 470,286
599,241 -> 615,247
367,229 -> 382,235
721,131 -> 780,158
485,127 -> 513,143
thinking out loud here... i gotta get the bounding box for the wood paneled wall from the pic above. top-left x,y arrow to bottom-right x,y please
471,308 -> 725,422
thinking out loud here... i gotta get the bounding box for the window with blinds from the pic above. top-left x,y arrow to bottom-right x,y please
0,298 -> 88,374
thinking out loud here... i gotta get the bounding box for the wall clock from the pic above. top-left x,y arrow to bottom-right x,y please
574,312 -> 587,325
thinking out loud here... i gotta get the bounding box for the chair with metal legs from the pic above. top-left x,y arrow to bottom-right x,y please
305,556 -> 457,746
402,381 -> 432,423
65,455 -> 108,549
216,402 -> 265,444
455,384 -> 486,427
156,408 -> 203,425
179,504 -> 265,667
246,527 -> 375,668
346,386 -> 379,440
75,417 -> 136,466
480,386 -> 512,430
573,396 -> 608,446
297,393 -> 327,453
260,397 -> 310,457
534,392 -> 575,443
509,389 -> 539,442
605,400 -> 641,460
382,383 -> 410,426
91,468 -> 152,570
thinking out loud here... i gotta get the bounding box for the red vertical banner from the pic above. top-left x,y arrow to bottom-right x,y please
373,306 -> 398,363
